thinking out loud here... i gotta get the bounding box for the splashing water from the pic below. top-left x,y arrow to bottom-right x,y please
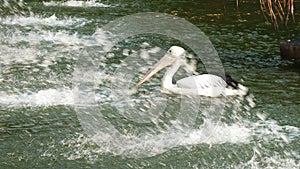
43,0 -> 112,8
0,1 -> 299,168
0,0 -> 33,16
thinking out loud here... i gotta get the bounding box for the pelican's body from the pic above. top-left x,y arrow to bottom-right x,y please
134,46 -> 248,97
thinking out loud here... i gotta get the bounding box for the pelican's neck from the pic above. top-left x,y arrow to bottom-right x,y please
161,60 -> 182,89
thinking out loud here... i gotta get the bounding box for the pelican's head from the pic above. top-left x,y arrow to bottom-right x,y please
133,46 -> 186,88
167,46 -> 185,58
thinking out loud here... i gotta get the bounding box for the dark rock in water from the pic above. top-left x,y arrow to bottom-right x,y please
280,38 -> 300,59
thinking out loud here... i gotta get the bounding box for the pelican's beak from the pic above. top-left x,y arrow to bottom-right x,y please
133,53 -> 176,88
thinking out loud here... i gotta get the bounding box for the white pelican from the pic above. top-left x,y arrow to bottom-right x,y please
134,46 -> 248,97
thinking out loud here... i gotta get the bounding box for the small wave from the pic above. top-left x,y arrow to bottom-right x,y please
43,0 -> 111,8
252,119 -> 300,143
237,150 -> 300,169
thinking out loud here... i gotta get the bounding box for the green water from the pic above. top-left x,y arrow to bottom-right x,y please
0,0 -> 299,168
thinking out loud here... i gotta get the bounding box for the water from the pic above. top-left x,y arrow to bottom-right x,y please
0,0 -> 299,168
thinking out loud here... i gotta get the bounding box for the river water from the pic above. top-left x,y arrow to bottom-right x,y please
0,0 -> 299,168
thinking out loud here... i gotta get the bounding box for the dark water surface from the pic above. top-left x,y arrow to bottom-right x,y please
0,0 -> 299,168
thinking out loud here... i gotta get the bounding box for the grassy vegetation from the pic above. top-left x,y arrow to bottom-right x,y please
254,0 -> 295,29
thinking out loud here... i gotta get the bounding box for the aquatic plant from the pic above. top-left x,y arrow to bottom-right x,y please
260,0 -> 295,28
237,0 -> 295,28
259,0 -> 295,28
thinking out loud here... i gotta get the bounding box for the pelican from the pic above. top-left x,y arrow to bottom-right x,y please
134,46 -> 248,97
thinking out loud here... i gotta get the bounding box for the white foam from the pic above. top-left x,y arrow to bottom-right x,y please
182,121 -> 251,144
0,28 -> 112,66
0,88 -> 74,107
3,27 -> 111,48
43,117 -> 299,167
0,14 -> 88,27
43,0 -> 111,8
77,118 -> 253,157
0,30 -> 80,65
0,45 -> 38,64
58,117 -> 300,159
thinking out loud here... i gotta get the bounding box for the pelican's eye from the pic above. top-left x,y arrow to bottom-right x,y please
168,49 -> 172,54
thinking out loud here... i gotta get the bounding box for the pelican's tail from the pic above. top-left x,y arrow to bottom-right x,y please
223,84 -> 248,96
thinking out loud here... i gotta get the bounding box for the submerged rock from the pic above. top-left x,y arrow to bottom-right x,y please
280,38 -> 300,59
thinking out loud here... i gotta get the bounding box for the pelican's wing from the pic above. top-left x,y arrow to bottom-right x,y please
176,74 -> 227,97
176,74 -> 226,89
